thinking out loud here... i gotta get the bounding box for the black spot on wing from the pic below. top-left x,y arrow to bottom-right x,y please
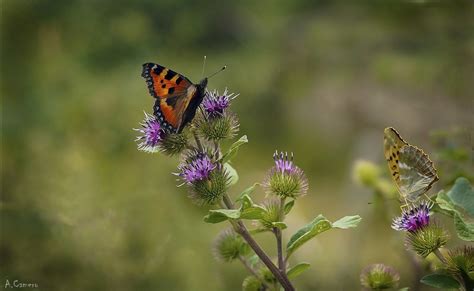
176,76 -> 183,85
168,87 -> 175,94
164,70 -> 176,80
152,64 -> 166,75
165,96 -> 179,108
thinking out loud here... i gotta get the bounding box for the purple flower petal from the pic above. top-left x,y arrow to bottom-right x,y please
392,200 -> 433,232
135,112 -> 165,153
179,153 -> 216,184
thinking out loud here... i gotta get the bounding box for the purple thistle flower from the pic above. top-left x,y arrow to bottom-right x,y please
179,153 -> 216,184
273,151 -> 297,175
202,89 -> 236,118
135,112 -> 165,153
392,200 -> 433,232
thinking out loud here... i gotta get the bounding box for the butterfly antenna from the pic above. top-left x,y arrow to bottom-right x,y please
207,65 -> 226,79
201,56 -> 207,78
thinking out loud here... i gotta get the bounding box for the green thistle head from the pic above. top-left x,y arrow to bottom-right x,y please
445,246 -> 474,286
212,228 -> 250,262
405,224 -> 449,258
360,263 -> 400,290
259,198 -> 283,229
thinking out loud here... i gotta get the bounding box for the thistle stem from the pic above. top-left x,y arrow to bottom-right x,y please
433,249 -> 447,265
222,194 -> 295,291
274,228 -> 284,273
274,197 -> 286,273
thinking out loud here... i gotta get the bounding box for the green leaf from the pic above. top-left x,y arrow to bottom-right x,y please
236,184 -> 258,202
221,135 -> 248,163
271,222 -> 287,229
287,262 -> 311,279
286,215 -> 332,258
436,177 -> 474,241
284,200 -> 295,215
420,273 -> 460,289
203,209 -> 241,223
224,163 -> 239,186
240,206 -> 266,220
332,215 -> 362,229
286,214 -> 362,258
454,213 -> 474,241
447,177 -> 474,216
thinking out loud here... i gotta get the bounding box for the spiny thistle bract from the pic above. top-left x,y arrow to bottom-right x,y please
263,151 -> 308,198
212,228 -> 250,262
405,224 -> 449,258
445,246 -> 474,285
360,263 -> 400,290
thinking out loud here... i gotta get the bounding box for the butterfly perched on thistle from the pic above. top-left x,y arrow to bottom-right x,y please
383,127 -> 439,203
142,62 -> 225,133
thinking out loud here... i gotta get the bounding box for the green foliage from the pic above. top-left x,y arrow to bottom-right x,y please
332,215 -> 362,229
284,200 -> 295,215
224,163 -> 239,186
287,262 -> 311,279
436,177 -> 474,241
221,135 -> 248,164
420,273 -> 460,289
204,209 -> 241,223
286,215 -> 361,258
236,184 -> 258,202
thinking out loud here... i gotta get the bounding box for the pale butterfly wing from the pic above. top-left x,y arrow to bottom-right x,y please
398,145 -> 439,201
383,127 -> 439,201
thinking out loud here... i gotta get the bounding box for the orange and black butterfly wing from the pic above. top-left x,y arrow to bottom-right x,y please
142,63 -> 196,132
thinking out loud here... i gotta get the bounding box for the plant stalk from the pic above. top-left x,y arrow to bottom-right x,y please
222,194 -> 295,291
433,249 -> 447,265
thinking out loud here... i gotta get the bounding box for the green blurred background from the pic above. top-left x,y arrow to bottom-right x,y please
1,1 -> 473,290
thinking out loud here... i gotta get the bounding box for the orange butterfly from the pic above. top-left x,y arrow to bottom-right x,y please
141,63 -> 209,133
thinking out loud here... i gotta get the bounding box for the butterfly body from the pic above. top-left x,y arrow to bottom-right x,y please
383,127 -> 439,201
142,63 -> 207,133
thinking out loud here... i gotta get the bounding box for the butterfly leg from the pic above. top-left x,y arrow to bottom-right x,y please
400,196 -> 409,211
423,193 -> 435,204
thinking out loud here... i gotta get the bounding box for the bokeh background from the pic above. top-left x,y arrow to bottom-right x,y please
1,1 -> 473,290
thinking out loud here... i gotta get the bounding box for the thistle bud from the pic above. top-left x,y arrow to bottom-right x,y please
212,228 -> 250,262
259,198 -> 283,229
353,160 -> 380,187
242,276 -> 264,291
360,263 -> 400,290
